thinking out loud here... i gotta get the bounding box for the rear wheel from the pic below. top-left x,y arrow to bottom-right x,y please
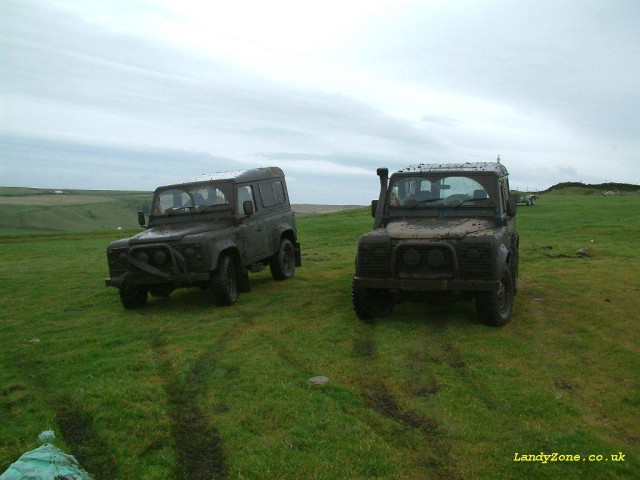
212,254 -> 238,306
476,266 -> 513,326
119,282 -> 148,309
270,238 -> 295,280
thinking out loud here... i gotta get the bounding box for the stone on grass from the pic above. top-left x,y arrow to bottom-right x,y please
309,376 -> 329,386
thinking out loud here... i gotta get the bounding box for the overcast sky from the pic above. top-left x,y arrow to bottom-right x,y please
1,0 -> 638,204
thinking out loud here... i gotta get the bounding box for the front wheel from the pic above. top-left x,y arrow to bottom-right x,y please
119,282 -> 148,309
270,239 -> 295,280
476,266 -> 514,326
352,279 -> 393,321
212,254 -> 238,306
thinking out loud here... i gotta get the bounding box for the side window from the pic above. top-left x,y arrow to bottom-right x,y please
237,185 -> 255,214
259,180 -> 287,208
273,181 -> 285,204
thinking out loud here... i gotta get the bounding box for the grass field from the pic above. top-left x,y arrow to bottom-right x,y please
0,193 -> 638,479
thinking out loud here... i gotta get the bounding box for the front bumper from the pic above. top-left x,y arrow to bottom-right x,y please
105,271 -> 210,288
353,275 -> 500,293
106,242 -> 207,288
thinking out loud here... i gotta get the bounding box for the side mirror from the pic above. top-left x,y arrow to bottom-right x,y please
506,198 -> 517,217
137,211 -> 146,226
243,200 -> 254,216
371,200 -> 378,218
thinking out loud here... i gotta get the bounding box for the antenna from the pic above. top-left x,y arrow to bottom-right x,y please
497,155 -> 501,164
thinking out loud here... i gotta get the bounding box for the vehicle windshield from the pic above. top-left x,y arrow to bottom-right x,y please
152,182 -> 233,216
387,175 -> 497,209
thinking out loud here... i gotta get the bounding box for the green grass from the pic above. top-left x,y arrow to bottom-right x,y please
1,195 -> 638,479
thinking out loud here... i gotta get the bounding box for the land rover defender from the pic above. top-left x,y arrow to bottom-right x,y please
106,167 -> 301,309
352,162 -> 518,326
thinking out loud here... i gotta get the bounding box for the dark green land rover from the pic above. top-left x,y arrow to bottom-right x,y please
106,167 -> 300,309
352,162 -> 518,326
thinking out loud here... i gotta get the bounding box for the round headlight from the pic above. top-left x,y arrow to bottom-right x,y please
183,247 -> 195,259
137,252 -> 149,263
403,248 -> 421,268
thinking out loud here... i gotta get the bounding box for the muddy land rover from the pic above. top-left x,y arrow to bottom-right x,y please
106,167 -> 301,309
352,162 -> 518,326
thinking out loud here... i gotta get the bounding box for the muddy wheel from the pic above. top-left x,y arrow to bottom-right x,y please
119,282 -> 148,309
476,266 -> 513,326
352,279 -> 393,321
270,238 -> 295,281
213,254 -> 238,306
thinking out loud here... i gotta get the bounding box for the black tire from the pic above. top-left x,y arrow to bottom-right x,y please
270,238 -> 295,281
352,279 -> 393,321
212,255 -> 238,306
119,282 -> 148,309
476,266 -> 514,326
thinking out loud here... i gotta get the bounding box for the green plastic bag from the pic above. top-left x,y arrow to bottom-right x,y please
0,444 -> 92,480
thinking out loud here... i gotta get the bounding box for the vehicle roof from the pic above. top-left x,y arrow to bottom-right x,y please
163,167 -> 285,188
393,162 -> 509,177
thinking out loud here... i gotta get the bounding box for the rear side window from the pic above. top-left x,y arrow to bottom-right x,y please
259,180 -> 286,208
274,181 -> 285,204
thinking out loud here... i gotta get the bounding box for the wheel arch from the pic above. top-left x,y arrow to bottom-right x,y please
211,240 -> 241,271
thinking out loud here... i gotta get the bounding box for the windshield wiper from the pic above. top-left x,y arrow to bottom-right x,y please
405,198 -> 443,209
453,198 -> 494,208
166,206 -> 195,216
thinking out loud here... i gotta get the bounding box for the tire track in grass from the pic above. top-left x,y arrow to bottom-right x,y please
149,315 -> 256,479
53,398 -> 119,479
16,358 -> 119,480
150,333 -> 228,480
352,320 -> 460,479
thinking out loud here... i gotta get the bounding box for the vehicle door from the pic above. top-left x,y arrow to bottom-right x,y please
237,184 -> 266,262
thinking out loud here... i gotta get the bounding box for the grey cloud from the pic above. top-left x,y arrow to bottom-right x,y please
0,133 -> 242,190
350,0 -> 640,142
0,0 -> 443,153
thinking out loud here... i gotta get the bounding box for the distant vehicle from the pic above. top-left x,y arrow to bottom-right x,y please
352,162 -> 519,326
105,167 -> 301,309
517,194 -> 537,206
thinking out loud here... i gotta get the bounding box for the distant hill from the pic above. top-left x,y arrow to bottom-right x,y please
541,181 -> 639,194
0,187 -> 153,234
0,187 -> 363,234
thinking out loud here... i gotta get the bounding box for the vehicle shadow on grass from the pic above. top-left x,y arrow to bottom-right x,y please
135,275 -> 277,313
380,297 -> 480,329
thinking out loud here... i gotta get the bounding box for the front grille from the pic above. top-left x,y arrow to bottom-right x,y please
457,244 -> 492,278
130,243 -> 188,273
359,245 -> 391,278
395,244 -> 455,279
